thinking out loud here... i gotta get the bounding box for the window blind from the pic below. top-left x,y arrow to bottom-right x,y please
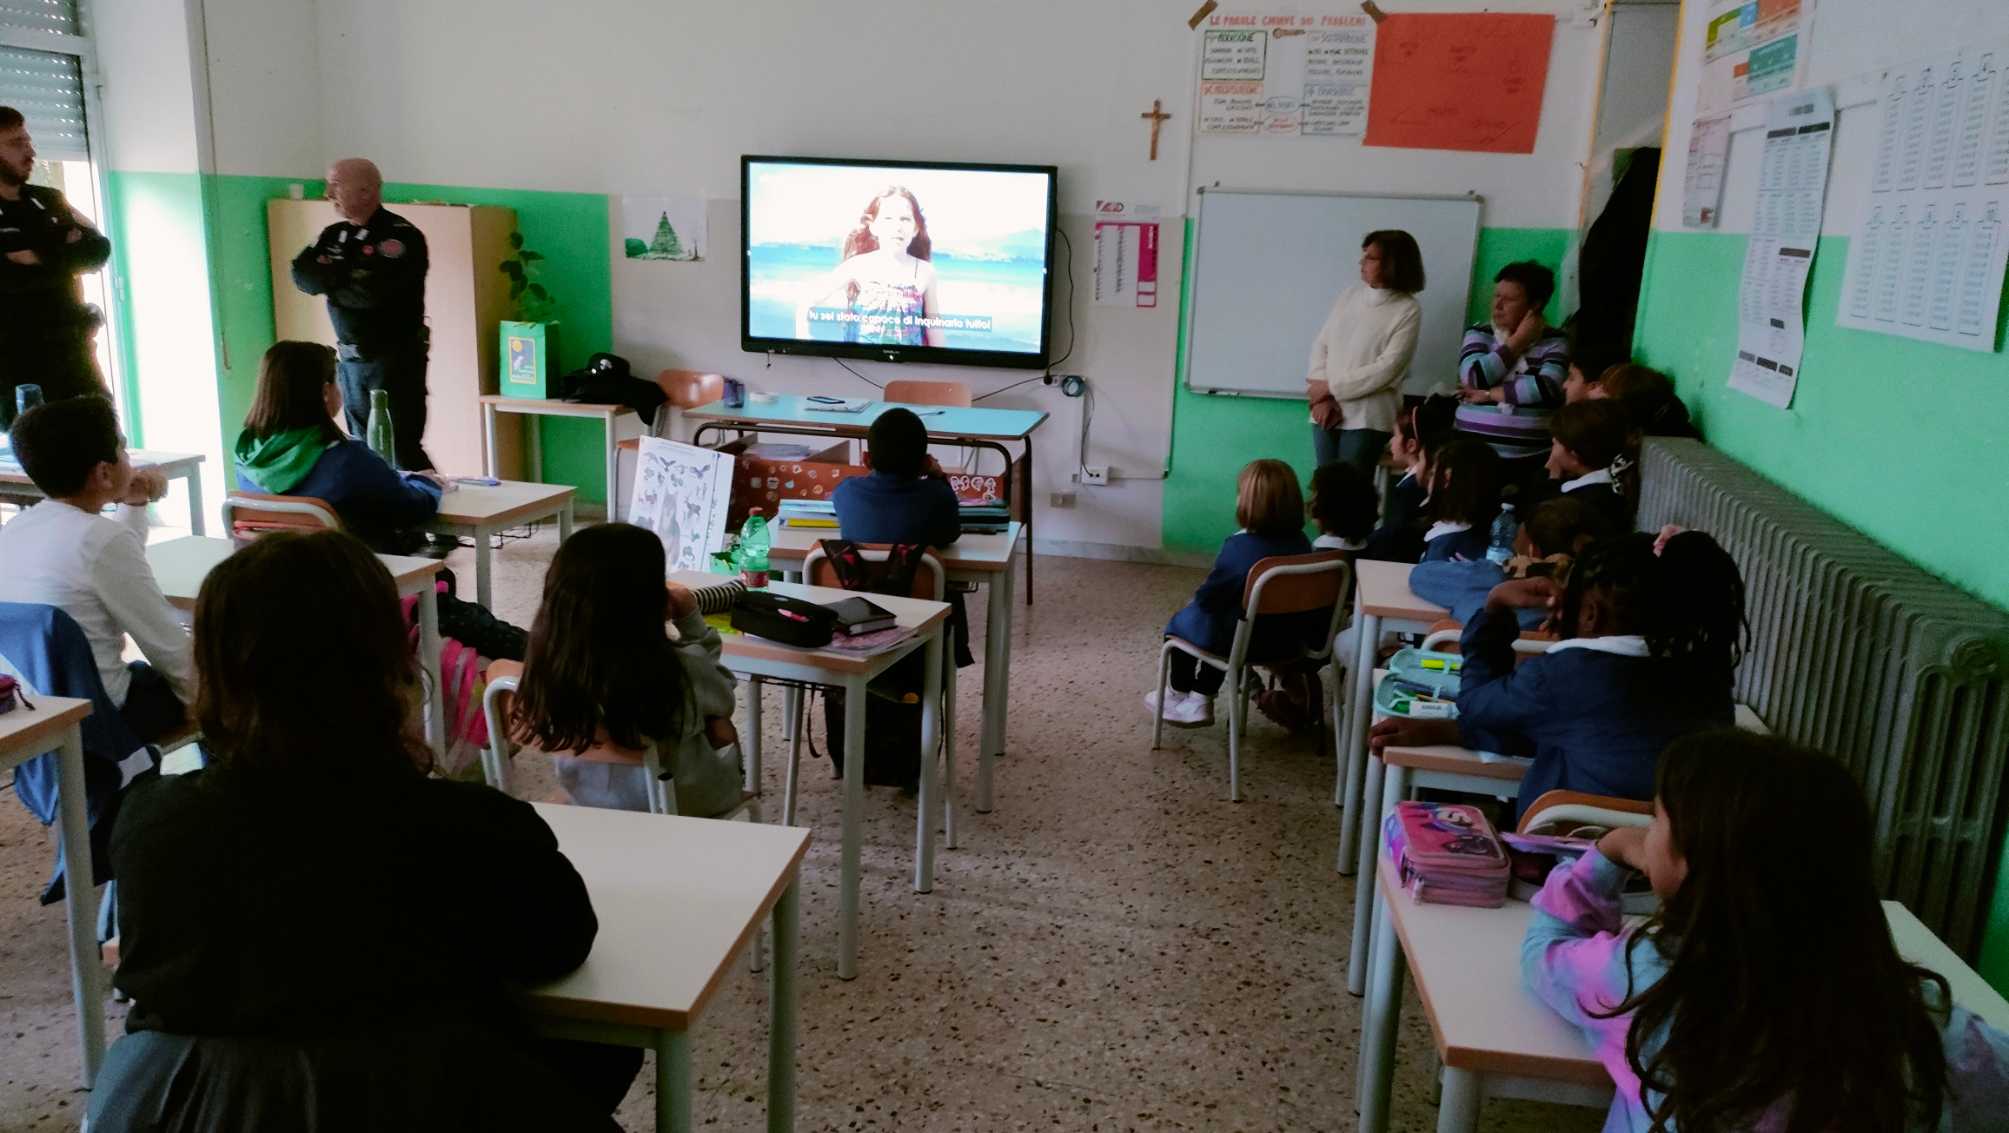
0,0 -> 80,36
0,45 -> 87,161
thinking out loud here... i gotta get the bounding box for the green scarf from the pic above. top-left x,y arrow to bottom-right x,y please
233,426 -> 332,495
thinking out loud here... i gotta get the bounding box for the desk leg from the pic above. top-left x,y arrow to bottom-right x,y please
558,499 -> 575,543
1346,751 -> 1386,996
1358,887 -> 1405,1133
419,584 -> 445,753
839,673 -> 866,980
768,878 -> 799,1133
745,678 -> 764,795
55,725 -> 103,1088
605,412 -> 621,522
474,524 -> 494,610
657,1029 -> 693,1133
943,651 -> 958,850
1337,607 -> 1380,873
914,631 -> 942,893
977,570 -> 1008,813
185,469 -> 207,537
529,416 -> 544,482
483,404 -> 499,479
1021,436 -> 1034,606
1435,1069 -> 1481,1133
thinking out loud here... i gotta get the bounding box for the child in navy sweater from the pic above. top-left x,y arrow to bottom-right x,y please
831,407 -> 961,548
1372,530 -> 1746,819
1417,437 -> 1502,563
1541,399 -> 1633,530
1151,459 -> 1315,727
1361,394 -> 1457,563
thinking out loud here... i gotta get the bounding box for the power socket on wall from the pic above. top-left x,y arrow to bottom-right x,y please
1081,466 -> 1109,486
1049,491 -> 1076,509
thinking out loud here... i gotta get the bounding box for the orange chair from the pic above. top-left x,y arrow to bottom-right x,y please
883,379 -> 971,408
219,492 -> 341,544
656,369 -> 728,410
1153,552 -> 1352,802
1514,789 -> 1652,836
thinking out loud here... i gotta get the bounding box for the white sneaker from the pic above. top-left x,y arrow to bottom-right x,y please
1163,690 -> 1215,727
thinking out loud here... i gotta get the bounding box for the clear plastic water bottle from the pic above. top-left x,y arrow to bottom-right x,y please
16,384 -> 43,416
1485,502 -> 1517,565
738,508 -> 771,588
365,388 -> 397,470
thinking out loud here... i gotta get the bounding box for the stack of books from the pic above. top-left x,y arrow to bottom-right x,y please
958,500 -> 1010,535
824,595 -> 898,636
1382,801 -> 1510,907
776,499 -> 840,530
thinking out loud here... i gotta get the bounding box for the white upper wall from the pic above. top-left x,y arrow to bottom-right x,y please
91,0 -> 201,173
204,0 -> 322,176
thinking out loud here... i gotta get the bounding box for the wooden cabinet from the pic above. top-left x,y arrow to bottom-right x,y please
267,199 -> 523,477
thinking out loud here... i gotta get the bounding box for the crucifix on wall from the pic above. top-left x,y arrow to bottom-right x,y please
1140,99 -> 1173,161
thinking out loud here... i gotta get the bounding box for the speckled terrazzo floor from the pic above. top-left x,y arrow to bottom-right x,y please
0,525 -> 1607,1132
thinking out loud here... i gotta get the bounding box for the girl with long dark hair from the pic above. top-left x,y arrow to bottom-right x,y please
793,185 -> 943,347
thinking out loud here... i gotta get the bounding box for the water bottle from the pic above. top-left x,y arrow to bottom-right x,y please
738,508 -> 771,588
365,389 -> 397,469
1485,502 -> 1517,565
16,384 -> 43,416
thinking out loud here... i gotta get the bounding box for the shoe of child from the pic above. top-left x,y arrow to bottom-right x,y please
1164,691 -> 1215,727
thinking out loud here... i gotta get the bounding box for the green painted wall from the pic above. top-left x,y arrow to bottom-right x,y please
1160,225 -> 1573,554
1633,229 -> 2009,993
200,176 -> 616,503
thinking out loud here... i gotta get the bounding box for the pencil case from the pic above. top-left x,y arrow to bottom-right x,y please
1386,648 -> 1462,696
1373,671 -> 1458,719
0,675 -> 18,715
730,590 -> 835,648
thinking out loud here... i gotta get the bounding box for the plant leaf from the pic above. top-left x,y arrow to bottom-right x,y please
520,251 -> 544,262
509,232 -> 523,250
501,262 -> 524,281
528,283 -> 549,300
509,279 -> 526,299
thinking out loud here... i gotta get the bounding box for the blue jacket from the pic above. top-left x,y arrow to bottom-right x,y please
1166,530 -> 1320,658
236,439 -> 443,555
832,471 -> 962,548
1421,523 -> 1491,563
1455,605 -> 1733,820
1362,472 -> 1427,563
1409,560 -> 1547,631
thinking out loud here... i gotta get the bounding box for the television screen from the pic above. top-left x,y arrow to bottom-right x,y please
742,156 -> 1058,369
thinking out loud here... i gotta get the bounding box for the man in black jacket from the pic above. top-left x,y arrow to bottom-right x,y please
291,157 -> 435,470
0,106 -> 113,428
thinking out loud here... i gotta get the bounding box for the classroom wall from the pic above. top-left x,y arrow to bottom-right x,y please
1637,0 -> 2009,991
109,0 -> 1608,540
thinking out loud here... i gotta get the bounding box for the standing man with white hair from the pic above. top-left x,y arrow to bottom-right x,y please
291,158 -> 434,471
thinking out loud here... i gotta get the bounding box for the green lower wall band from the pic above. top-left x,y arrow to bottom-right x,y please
1160,223 -> 1573,554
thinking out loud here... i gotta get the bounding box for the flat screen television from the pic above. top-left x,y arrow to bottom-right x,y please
742,155 -> 1059,370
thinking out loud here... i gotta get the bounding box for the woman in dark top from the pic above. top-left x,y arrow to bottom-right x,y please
89,531 -> 637,1132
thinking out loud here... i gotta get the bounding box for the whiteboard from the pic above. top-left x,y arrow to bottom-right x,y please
1184,190 -> 1481,398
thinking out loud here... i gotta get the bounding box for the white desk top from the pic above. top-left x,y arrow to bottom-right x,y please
1378,857 -> 2009,1084
429,480 -> 575,526
1355,559 -> 1447,622
524,803 -> 810,1030
764,521 -> 1022,574
0,448 -> 203,486
147,536 -> 444,610
0,696 -> 90,771
674,571 -> 951,676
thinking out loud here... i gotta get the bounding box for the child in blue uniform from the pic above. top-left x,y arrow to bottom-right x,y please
1418,437 -> 1502,563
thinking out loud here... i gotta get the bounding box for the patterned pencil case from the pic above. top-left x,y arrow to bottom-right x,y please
0,674 -> 22,715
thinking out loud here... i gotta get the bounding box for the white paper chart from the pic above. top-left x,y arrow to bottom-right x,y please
1729,88 -> 1835,410
1838,41 -> 2009,352
1197,10 -> 1375,137
1683,115 -> 1732,228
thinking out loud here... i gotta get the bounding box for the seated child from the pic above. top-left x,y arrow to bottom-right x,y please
511,524 -> 744,817
1558,340 -> 1629,404
1410,495 -> 1617,630
1308,461 -> 1379,552
0,399 -> 193,741
1602,363 -> 1696,439
1149,459 -> 1315,727
1371,530 -> 1746,819
1525,730 -> 2009,1132
1418,437 -> 1502,563
233,341 -> 447,556
831,406 -> 961,548
1361,393 -> 1457,563
1542,399 -> 1634,529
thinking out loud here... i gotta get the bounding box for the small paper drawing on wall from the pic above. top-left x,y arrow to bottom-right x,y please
627,438 -> 735,574
621,194 -> 707,262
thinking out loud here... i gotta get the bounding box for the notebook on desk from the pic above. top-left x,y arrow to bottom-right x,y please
804,397 -> 871,414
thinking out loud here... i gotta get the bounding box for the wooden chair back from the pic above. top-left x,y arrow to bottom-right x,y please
657,369 -> 727,409
884,379 -> 972,408
221,493 -> 341,544
1516,789 -> 1653,835
1242,552 -> 1348,615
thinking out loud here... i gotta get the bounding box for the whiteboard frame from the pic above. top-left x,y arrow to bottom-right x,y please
1181,187 -> 1485,398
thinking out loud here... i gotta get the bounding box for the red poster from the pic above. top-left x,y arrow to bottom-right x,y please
1363,13 -> 1555,155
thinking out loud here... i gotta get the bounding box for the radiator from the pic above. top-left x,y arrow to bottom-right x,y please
1636,438 -> 2009,957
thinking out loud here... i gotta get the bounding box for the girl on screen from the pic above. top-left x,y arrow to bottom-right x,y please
794,186 -> 944,348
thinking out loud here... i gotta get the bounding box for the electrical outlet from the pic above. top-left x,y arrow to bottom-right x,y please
1049,491 -> 1076,509
1082,466 -> 1109,486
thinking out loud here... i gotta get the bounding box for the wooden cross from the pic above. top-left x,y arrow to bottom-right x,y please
1140,99 -> 1173,161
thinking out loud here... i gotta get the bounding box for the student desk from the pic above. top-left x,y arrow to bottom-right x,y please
526,803 -> 809,1133
766,521 -> 1022,812
675,571 -> 950,979
1358,853 -> 2009,1133
0,449 -> 207,535
0,696 -> 100,1087
146,537 -> 449,754
1338,561 -> 1447,874
424,480 -> 576,608
478,396 -> 633,517
683,397 -> 1048,603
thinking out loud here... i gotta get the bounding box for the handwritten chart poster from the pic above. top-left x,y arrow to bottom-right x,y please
1696,0 -> 1811,116
1729,89 -> 1834,410
1683,115 -> 1732,228
1838,41 -> 2009,352
1363,12 -> 1555,154
1093,201 -> 1161,309
1197,10 -> 1376,137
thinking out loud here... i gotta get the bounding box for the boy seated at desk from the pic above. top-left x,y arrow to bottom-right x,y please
831,406 -> 961,548
0,398 -> 193,742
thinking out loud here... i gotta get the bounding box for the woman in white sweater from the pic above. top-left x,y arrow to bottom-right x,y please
1306,230 -> 1425,473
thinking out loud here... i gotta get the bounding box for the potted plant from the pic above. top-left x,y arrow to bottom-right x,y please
499,231 -> 559,397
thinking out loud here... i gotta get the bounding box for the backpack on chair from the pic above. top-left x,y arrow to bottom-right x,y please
812,540 -> 931,793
